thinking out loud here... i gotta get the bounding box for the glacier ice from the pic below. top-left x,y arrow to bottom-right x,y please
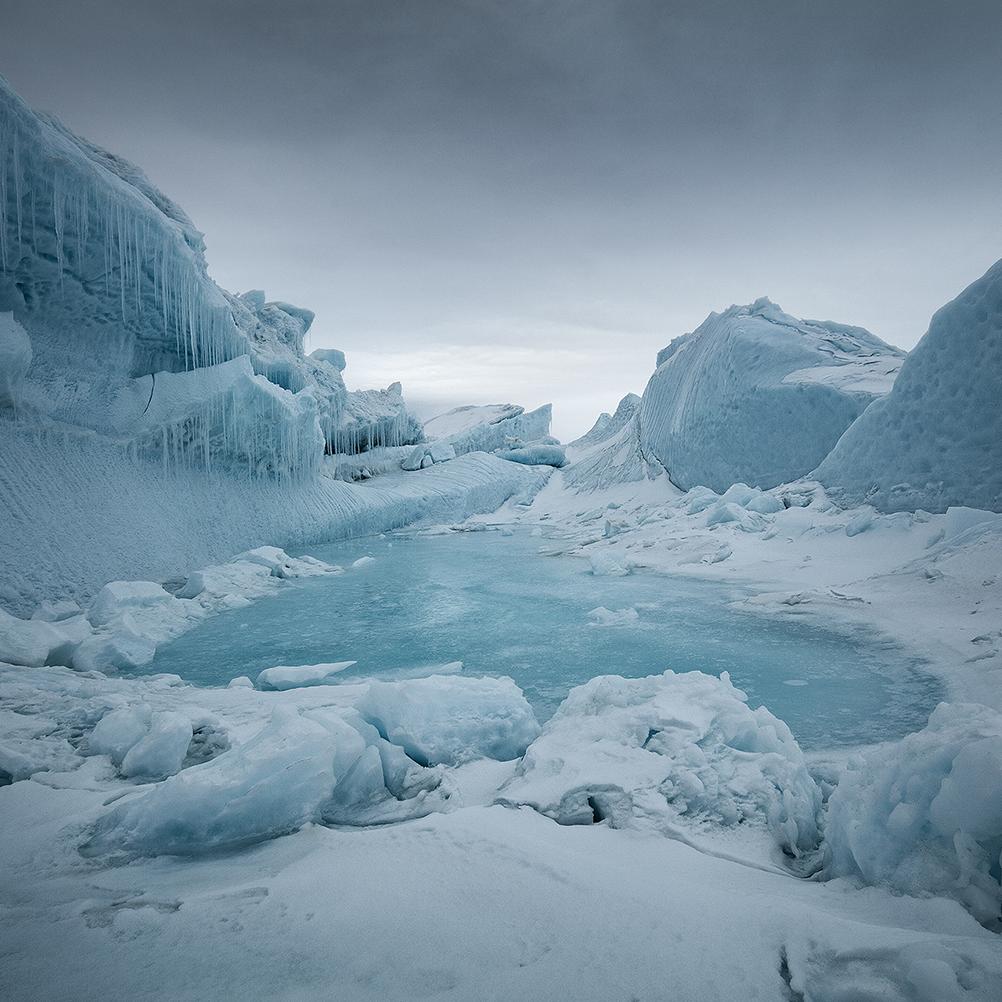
638,298 -> 904,492
825,702 -> 1002,924
501,670 -> 822,857
423,402 -> 554,458
0,311 -> 30,407
357,675 -> 540,766
256,661 -> 358,691
496,442 -> 566,467
816,258 -> 1002,513
568,393 -> 641,450
81,706 -> 341,857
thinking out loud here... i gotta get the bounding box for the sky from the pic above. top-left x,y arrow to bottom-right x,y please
2,0 -> 1001,438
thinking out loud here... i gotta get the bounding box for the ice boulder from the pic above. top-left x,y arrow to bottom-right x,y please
501,671 -> 822,857
82,707 -> 339,857
89,705 -> 154,765
400,439 -> 457,471
639,299 -> 903,492
357,675 -> 540,766
0,312 -> 31,407
256,661 -> 357,691
0,607 -> 74,667
309,347 -> 347,372
816,259 -> 1002,513
120,711 -> 193,780
825,702 -> 1002,924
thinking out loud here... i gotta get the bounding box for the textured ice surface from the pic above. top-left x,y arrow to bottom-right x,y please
816,258 -> 1002,513
568,393 -> 640,450
502,670 -> 822,856
825,701 -> 1002,924
145,531 -> 940,750
0,311 -> 30,407
638,298 -> 903,492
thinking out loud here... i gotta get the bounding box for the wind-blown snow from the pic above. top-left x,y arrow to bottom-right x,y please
816,258 -> 1002,513
638,298 -> 903,492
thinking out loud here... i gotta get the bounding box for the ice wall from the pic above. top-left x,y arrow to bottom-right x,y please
0,75 -> 420,479
637,299 -> 904,493
815,259 -> 1002,513
424,403 -> 553,457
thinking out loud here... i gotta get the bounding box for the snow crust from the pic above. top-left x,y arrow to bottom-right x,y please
816,258 -> 1002,512
638,298 -> 903,492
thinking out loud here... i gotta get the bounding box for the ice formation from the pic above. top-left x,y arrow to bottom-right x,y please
825,702 -> 1002,924
423,402 -> 553,457
637,299 -> 903,492
256,661 -> 358,691
501,671 -> 822,857
358,675 -> 540,766
816,258 -> 1002,513
568,393 -> 640,450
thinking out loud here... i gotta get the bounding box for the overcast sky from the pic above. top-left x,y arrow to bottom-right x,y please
3,0 -> 1001,436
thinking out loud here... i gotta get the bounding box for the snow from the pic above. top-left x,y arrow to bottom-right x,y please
825,701 -> 1002,924
501,671 -> 821,859
357,675 -> 540,766
256,661 -> 357,691
639,298 -> 904,492
816,259 -> 1002,513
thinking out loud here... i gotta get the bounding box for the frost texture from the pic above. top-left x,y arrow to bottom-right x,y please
825,702 -> 1002,925
816,258 -> 1002,513
502,670 -> 822,856
638,299 -> 903,492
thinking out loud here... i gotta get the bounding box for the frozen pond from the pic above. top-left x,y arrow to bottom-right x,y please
146,529 -> 942,750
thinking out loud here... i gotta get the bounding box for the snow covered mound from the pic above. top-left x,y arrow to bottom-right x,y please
501,670 -> 822,857
825,702 -> 1002,925
816,259 -> 1002,513
638,299 -> 904,492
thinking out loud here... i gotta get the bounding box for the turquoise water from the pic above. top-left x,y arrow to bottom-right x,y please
145,529 -> 941,750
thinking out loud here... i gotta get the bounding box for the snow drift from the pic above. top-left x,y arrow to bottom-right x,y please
816,258 -> 1002,513
638,299 -> 903,492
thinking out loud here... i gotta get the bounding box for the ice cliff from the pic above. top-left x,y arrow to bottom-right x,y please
637,299 -> 903,493
815,259 -> 1002,513
0,75 -> 420,479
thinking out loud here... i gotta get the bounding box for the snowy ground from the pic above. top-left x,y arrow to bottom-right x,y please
3,468 -> 1002,1000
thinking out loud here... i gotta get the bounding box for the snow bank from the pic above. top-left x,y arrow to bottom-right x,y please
639,299 -> 903,492
825,702 -> 1002,924
358,675 -> 540,766
502,671 -> 822,856
816,258 -> 1002,513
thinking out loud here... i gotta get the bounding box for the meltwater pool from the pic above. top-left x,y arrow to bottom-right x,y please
145,529 -> 941,750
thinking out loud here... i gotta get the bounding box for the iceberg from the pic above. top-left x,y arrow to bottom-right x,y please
638,299 -> 903,492
816,259 -> 1002,513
